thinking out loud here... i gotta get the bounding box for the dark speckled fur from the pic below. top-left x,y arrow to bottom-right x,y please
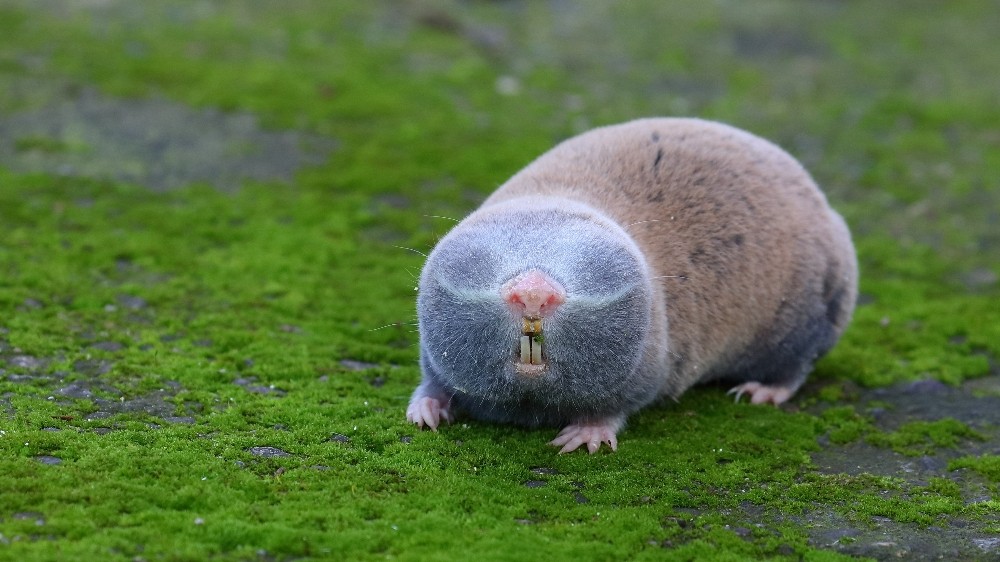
414,118 -> 858,428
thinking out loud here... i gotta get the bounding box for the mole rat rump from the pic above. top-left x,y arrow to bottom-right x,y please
407,118 -> 858,454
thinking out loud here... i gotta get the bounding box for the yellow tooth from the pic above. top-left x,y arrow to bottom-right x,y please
522,318 -> 542,334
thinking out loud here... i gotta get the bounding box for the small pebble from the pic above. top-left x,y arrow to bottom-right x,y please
903,379 -> 949,394
339,359 -> 379,371
248,446 -> 290,458
973,538 -> 1000,552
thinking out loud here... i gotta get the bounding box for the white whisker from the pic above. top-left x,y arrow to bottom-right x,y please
423,214 -> 460,223
392,245 -> 429,258
623,219 -> 661,231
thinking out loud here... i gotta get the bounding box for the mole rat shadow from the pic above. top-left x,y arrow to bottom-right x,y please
406,117 -> 858,454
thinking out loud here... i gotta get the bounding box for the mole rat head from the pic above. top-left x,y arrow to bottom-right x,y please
417,198 -> 653,421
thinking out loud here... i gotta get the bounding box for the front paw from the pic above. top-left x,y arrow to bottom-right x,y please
406,395 -> 452,431
548,416 -> 625,454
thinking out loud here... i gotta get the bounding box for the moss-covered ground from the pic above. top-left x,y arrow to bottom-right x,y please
1,1 -> 998,560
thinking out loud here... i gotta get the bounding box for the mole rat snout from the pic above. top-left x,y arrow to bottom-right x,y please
500,269 -> 566,376
500,269 -> 566,319
500,269 -> 566,377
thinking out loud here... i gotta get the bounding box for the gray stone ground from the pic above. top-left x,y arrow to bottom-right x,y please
803,377 -> 1000,560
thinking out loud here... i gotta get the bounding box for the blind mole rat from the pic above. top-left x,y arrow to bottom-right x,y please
406,118 -> 858,453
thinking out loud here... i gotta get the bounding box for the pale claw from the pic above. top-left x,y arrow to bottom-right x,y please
548,417 -> 624,454
406,395 -> 452,431
727,382 -> 794,405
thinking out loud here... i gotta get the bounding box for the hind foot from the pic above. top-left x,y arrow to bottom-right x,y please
727,382 -> 796,405
548,415 -> 625,454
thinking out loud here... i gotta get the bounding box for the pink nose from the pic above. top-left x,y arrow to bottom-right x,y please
501,269 -> 566,318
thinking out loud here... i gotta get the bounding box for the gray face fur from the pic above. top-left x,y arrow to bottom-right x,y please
418,203 -> 654,427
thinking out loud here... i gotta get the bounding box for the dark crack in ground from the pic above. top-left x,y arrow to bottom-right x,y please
233,376 -> 286,396
0,334 -> 198,427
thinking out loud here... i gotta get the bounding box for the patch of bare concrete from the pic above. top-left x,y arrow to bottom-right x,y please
803,376 -> 1000,560
0,87 -> 335,191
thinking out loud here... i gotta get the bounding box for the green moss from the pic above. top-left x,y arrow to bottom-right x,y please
818,405 -> 872,445
815,384 -> 846,403
949,455 -> 1000,482
866,419 -> 985,457
925,477 -> 963,500
14,135 -> 89,154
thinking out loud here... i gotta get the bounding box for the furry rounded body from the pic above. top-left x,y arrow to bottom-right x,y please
408,118 -> 858,452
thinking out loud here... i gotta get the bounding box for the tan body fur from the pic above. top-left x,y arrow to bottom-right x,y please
482,118 -> 857,399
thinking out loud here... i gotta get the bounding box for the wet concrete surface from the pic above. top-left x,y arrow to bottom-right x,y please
0,85 -> 335,191
795,508 -> 1000,561
810,377 -> 1000,481
803,377 -> 1000,559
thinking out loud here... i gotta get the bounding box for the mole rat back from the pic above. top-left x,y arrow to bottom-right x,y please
407,117 -> 858,454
